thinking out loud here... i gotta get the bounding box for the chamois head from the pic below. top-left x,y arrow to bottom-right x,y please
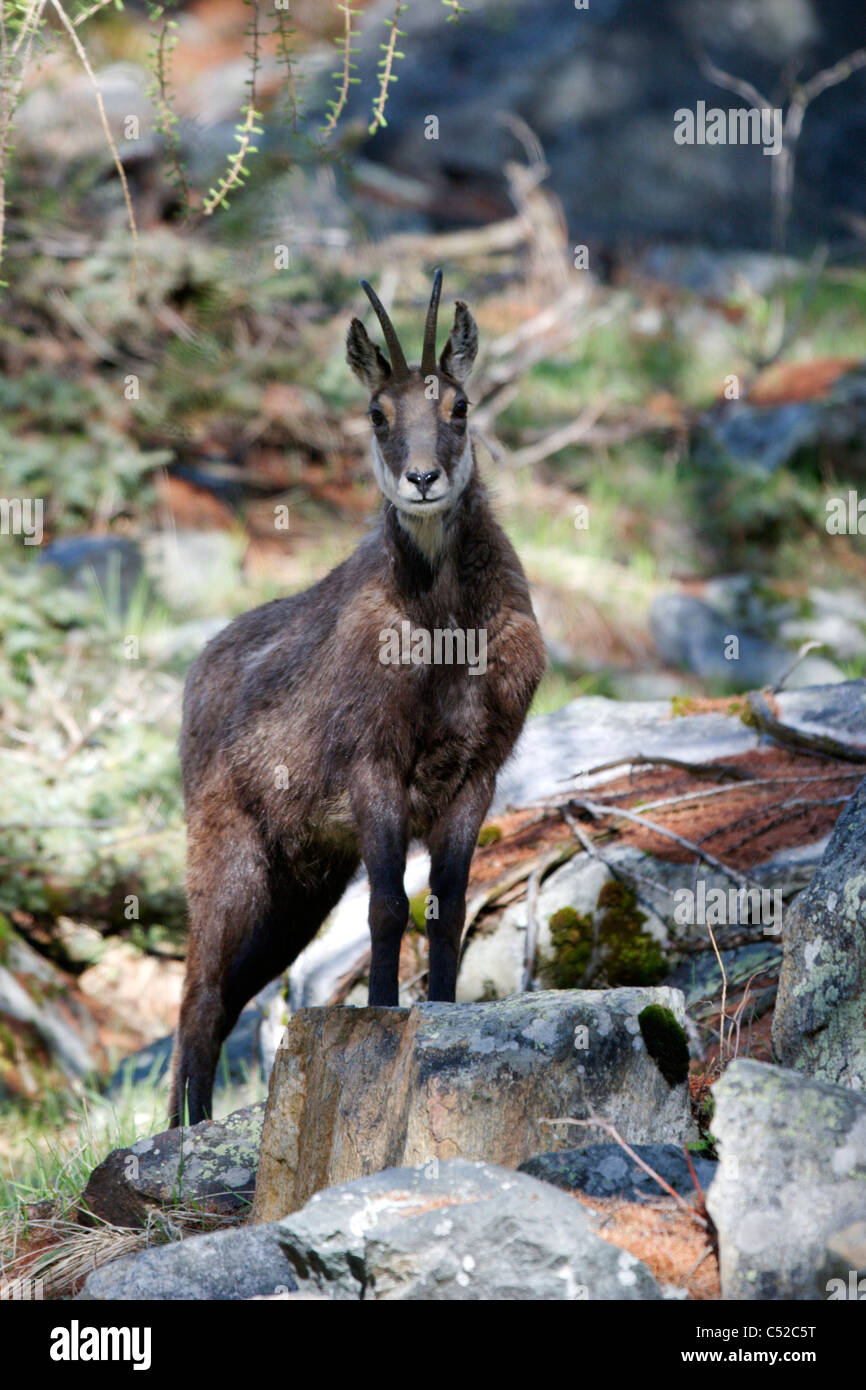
346,270 -> 479,522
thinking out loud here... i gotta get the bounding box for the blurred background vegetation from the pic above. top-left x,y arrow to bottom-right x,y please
2,0 -> 866,1226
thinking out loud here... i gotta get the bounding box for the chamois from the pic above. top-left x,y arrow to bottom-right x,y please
170,271 -> 546,1126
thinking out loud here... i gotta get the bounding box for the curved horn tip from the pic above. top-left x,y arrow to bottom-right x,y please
359,277 -> 409,378
421,269 -> 444,373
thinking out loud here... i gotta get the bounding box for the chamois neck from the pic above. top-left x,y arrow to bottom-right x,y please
384,467 -> 485,597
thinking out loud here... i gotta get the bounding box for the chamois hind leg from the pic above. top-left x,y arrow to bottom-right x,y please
426,775 -> 495,1002
170,831 -> 360,1128
170,812 -> 275,1128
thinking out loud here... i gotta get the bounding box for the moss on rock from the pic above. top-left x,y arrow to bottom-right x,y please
596,881 -> 666,987
638,1004 -> 690,1087
547,906 -> 593,988
477,824 -> 502,847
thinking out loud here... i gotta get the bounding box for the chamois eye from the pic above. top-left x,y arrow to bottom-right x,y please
452,398 -> 468,420
369,407 -> 387,429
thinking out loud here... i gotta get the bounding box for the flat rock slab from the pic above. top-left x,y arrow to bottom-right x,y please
494,680 -> 866,811
79,1222 -> 297,1301
252,989 -> 693,1222
277,1159 -> 661,1301
707,1059 -> 866,1300
80,1103 -> 264,1228
519,1143 -> 717,1202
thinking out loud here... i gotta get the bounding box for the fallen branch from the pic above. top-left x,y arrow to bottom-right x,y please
507,399 -> 607,470
563,754 -> 754,785
566,797 -> 756,890
748,691 -> 866,763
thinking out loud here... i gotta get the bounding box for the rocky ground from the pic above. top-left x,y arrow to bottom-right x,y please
3,678 -> 865,1301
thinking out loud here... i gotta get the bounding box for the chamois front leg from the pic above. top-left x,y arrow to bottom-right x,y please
354,782 -> 409,1006
426,777 -> 495,1002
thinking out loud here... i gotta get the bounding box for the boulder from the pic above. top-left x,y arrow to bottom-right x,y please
252,989 -> 693,1222
0,919 -> 103,1086
772,777 -> 866,1088
78,1222 -> 296,1301
650,593 -> 842,689
80,1104 -> 264,1227
706,1059 -> 866,1300
519,1142 -> 717,1202
492,680 -> 866,813
277,1159 -> 662,1301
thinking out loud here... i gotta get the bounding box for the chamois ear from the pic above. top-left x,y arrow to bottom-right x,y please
346,317 -> 391,391
439,300 -> 478,384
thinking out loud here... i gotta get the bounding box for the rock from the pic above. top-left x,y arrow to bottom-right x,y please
143,530 -> 241,612
492,692 -> 756,812
39,536 -> 143,611
702,401 -> 819,476
772,777 -> 866,1088
494,680 -> 866,813
78,1222 -> 297,1301
269,684 -> 865,1016
252,990 -> 693,1222
277,1159 -> 661,1300
650,593 -> 842,689
706,1059 -> 866,1300
80,1104 -> 265,1228
779,588 -> 866,665
520,1142 -> 716,1201
665,942 -> 782,1012
0,919 -> 102,1085
460,855 -> 670,1001
16,62 -> 158,164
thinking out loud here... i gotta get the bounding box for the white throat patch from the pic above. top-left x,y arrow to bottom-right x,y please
373,435 -> 474,561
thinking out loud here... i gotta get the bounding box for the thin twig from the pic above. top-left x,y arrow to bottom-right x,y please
539,1115 -> 707,1231
50,0 -> 139,293
567,797 -> 756,890
563,754 -> 754,786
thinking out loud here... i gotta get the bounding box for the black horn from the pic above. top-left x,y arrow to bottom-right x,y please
421,268 -> 443,376
360,279 -> 409,380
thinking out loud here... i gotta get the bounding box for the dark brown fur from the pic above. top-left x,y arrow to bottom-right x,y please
170,275 -> 545,1126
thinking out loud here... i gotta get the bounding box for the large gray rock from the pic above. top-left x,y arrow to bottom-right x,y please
252,990 -> 694,1222
493,681 -> 866,813
277,1159 -> 661,1300
650,593 -> 841,689
79,1223 -> 297,1301
519,1143 -> 717,1201
707,1059 -> 866,1300
80,1104 -> 265,1228
772,778 -> 866,1088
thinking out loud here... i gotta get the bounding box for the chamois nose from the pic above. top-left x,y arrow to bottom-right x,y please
406,469 -> 441,498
